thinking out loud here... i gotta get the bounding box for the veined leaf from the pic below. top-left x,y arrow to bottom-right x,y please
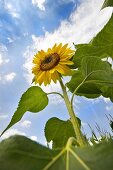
81,57 -> 113,86
0,86 -> 48,136
0,135 -> 113,170
45,117 -> 81,148
67,57 -> 113,99
101,0 -> 113,9
67,70 -> 102,98
81,57 -> 112,76
73,13 -> 113,68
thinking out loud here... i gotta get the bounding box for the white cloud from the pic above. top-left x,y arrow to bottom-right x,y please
0,54 -> 3,65
5,59 -> 9,64
81,121 -> 88,127
7,37 -> 14,43
0,55 -> 15,83
0,44 -> 7,52
24,0 -> 112,82
4,72 -> 16,82
0,114 -> 9,119
4,2 -> 19,18
106,106 -> 113,111
0,54 -> 9,66
30,0 -> 112,50
23,32 -> 29,37
103,97 -> 111,103
58,0 -> 76,4
30,136 -> 38,141
0,44 -> 9,67
32,0 -> 46,11
1,128 -> 26,140
23,0 -> 113,104
20,120 -> 31,128
94,96 -> 111,104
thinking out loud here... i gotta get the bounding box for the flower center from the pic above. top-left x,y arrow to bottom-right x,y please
40,53 -> 60,71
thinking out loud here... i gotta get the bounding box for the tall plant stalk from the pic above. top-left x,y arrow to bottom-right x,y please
59,79 -> 87,147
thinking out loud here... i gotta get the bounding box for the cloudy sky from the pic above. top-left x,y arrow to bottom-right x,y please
0,0 -> 113,145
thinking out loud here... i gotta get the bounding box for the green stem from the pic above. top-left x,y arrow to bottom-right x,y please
59,79 -> 87,147
71,70 -> 99,111
47,92 -> 64,99
71,80 -> 85,111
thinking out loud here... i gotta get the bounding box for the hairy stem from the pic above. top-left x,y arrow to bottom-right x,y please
59,79 -> 87,147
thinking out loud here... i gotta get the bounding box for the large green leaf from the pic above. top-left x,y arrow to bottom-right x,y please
0,135 -> 113,170
67,57 -> 113,99
101,86 -> 113,102
101,0 -> 113,9
81,57 -> 113,86
81,57 -> 112,76
0,86 -> 48,136
67,70 -> 102,98
45,117 -> 81,148
68,56 -> 113,101
0,135 -> 56,170
73,13 -> 113,68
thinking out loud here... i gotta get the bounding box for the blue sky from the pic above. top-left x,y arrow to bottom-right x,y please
0,0 -> 113,144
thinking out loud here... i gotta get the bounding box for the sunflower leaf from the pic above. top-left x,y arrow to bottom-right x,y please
45,117 -> 81,148
101,86 -> 113,102
0,135 -> 113,170
0,86 -> 48,136
67,57 -> 113,100
73,13 -> 113,68
67,70 -> 102,98
101,0 -> 113,9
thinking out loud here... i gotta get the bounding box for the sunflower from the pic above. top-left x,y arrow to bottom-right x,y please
32,43 -> 74,86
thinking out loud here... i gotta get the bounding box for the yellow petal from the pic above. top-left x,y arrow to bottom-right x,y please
32,43 -> 74,85
45,71 -> 51,85
37,78 -> 43,85
51,71 -> 59,83
59,60 -> 74,65
49,68 -> 56,74
60,49 -> 74,58
47,48 -> 52,54
37,71 -> 45,81
32,66 -> 40,74
55,64 -> 72,75
55,43 -> 62,53
33,57 -> 41,64
38,50 -> 45,59
58,44 -> 68,55
61,54 -> 74,60
35,71 -> 43,83
52,43 -> 57,52
41,50 -> 46,55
